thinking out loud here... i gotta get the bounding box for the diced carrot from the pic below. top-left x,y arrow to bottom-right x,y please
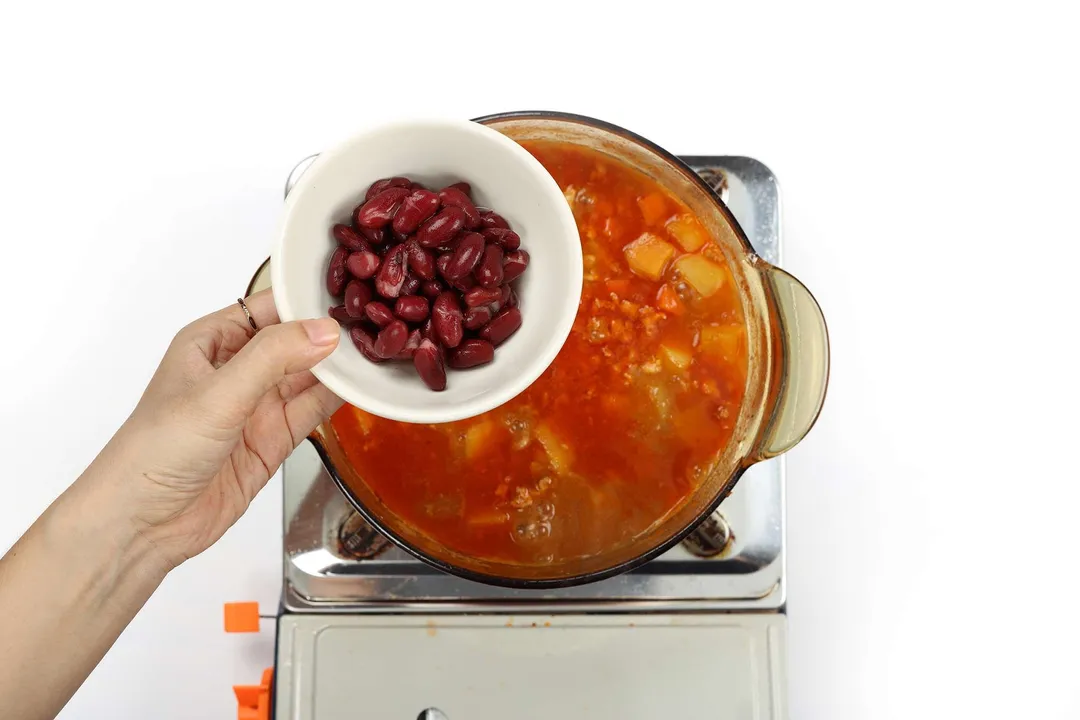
637,193 -> 669,226
605,278 -> 632,296
656,284 -> 685,315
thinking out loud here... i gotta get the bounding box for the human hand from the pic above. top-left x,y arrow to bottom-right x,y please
89,289 -> 343,569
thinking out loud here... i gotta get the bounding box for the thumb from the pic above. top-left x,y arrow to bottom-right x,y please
192,317 -> 340,430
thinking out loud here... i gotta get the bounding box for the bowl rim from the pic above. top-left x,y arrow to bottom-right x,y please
270,117 -> 582,424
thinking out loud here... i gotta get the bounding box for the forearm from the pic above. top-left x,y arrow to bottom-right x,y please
0,461 -> 169,720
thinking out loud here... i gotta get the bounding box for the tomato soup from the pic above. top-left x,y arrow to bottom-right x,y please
330,141 -> 748,564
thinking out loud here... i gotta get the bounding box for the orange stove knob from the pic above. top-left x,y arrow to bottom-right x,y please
224,602 -> 260,633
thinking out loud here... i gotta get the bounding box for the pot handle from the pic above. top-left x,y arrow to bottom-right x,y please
753,265 -> 830,461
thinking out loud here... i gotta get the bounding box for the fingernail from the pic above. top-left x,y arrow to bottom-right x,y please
303,317 -> 340,346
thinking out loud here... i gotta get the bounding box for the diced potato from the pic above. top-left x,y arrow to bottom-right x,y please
623,233 -> 676,282
535,424 -> 573,474
637,193 -> 669,225
666,215 -> 708,252
674,254 -> 727,298
699,324 -> 746,360
660,344 -> 693,370
645,382 -> 674,420
464,420 -> 496,460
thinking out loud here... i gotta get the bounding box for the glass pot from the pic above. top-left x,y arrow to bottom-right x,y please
248,112 -> 829,588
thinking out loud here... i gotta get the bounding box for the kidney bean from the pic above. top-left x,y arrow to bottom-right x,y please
392,189 -> 440,235
445,232 -> 485,280
432,291 -> 464,349
463,304 -> 493,330
481,227 -> 521,251
415,206 -> 466,248
413,339 -> 447,391
505,285 -> 518,308
364,301 -> 395,327
502,249 -> 530,283
478,210 -> 510,230
394,295 -> 429,323
354,222 -> 387,246
499,284 -> 511,307
401,274 -> 421,296
438,187 -> 481,228
344,280 -> 373,317
420,316 -> 434,340
475,245 -> 504,288
375,244 -> 407,298
421,279 -> 444,298
349,325 -> 384,363
374,320 -> 409,359
326,246 -> 349,297
464,286 -> 501,308
448,338 -> 495,369
447,181 -> 471,197
356,187 -> 409,228
478,307 -> 522,347
365,176 -> 411,201
346,251 -> 380,280
395,329 -> 422,360
333,223 -> 371,252
329,304 -> 362,325
405,241 -> 435,280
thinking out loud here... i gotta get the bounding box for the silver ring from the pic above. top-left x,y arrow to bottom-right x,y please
237,298 -> 258,333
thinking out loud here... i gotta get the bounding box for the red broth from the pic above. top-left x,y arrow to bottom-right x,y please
330,141 -> 748,564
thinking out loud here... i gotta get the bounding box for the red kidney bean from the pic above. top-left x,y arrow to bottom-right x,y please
333,223 -> 371,252
478,307 -> 522,347
401,274 -> 421,296
502,249 -> 530,283
475,245 -> 504,288
432,291 -> 464,349
346,251 -> 380,280
499,284 -> 511,307
365,176 -> 411,201
421,279 -> 444,298
395,329 -> 422,360
438,187 -> 481,228
354,222 -> 387,246
394,295 -> 429,323
448,338 -> 495,369
450,274 -> 475,292
405,241 -> 435,280
392,189 -> 440,235
326,246 -> 349,297
329,304 -> 362,325
344,280 -> 373,317
349,325 -> 384,362
436,253 -> 451,278
420,316 -> 434,340
464,286 -> 501,308
413,339 -> 446,391
481,227 -> 521,251
478,210 -> 510,230
447,181 -> 471,197
445,232 -> 485,280
375,244 -> 407,298
364,301 -> 395,327
505,285 -> 518,308
374,319 -> 409,359
463,304 -> 493,330
415,206 -> 466,248
356,187 -> 409,228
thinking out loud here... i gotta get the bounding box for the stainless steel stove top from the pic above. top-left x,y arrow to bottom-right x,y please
276,156 -> 786,613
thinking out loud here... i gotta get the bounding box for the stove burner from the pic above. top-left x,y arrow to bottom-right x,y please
337,511 -> 392,560
681,510 -> 734,558
697,167 -> 729,204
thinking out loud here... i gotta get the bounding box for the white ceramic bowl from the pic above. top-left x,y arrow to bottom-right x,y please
271,118 -> 582,424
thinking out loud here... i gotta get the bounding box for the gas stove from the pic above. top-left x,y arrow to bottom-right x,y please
254,155 -> 789,719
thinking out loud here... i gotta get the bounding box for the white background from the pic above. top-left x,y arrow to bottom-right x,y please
1,1 -> 1078,718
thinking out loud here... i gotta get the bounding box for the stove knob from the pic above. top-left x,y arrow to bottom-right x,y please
682,510 -> 734,558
